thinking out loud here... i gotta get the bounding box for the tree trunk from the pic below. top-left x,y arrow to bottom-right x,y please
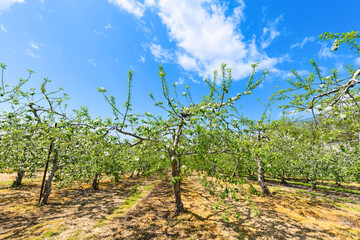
92,173 -> 100,191
39,149 -> 58,205
311,181 -> 317,190
114,173 -> 120,183
11,168 -> 24,187
171,154 -> 184,213
232,158 -> 239,178
255,155 -> 271,196
280,171 -> 287,185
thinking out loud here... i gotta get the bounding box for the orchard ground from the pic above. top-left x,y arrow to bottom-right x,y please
0,172 -> 359,240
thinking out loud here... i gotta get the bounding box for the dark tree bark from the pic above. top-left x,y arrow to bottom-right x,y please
11,168 -> 24,187
39,149 -> 58,204
171,154 -> 184,213
280,171 -> 287,185
311,181 -> 317,190
255,155 -> 271,196
232,157 -> 240,178
92,173 -> 100,191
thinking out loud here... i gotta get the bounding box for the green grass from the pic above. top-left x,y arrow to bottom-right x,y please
267,178 -> 360,194
95,181 -> 157,227
34,225 -> 67,240
67,230 -> 82,240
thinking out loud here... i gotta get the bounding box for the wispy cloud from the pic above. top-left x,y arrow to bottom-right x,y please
139,55 -> 146,62
0,25 -> 7,33
88,58 -> 96,66
93,29 -> 108,37
318,43 -> 336,59
108,0 -> 146,18
25,49 -> 40,58
260,15 -> 283,49
29,41 -> 41,50
290,36 -> 315,49
104,24 -> 112,30
175,77 -> 185,85
0,0 -> 25,12
25,41 -> 43,58
149,43 -> 173,63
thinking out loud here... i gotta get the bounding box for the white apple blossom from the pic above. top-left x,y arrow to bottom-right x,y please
340,113 -> 346,119
331,40 -> 339,51
135,157 -> 139,161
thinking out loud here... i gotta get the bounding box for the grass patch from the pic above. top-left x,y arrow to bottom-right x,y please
267,178 -> 360,194
296,190 -> 322,196
67,230 -> 82,240
95,181 -> 157,227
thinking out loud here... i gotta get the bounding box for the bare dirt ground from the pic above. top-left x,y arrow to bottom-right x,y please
0,173 -> 359,240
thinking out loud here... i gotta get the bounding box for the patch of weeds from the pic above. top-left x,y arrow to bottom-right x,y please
335,203 -> 360,213
130,181 -> 143,193
268,178 -> 360,194
34,224 -> 67,240
95,182 -> 157,228
67,230 -> 82,240
297,190 -> 322,196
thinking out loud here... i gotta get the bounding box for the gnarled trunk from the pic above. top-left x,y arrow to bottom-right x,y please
255,155 -> 271,196
280,171 -> 287,185
311,181 -> 317,190
171,154 -> 184,213
39,149 -> 58,204
92,173 -> 100,191
12,168 -> 24,187
232,158 -> 239,178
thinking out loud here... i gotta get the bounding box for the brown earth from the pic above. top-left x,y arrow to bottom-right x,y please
0,173 -> 359,240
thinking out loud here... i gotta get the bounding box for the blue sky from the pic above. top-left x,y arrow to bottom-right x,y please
0,0 -> 359,120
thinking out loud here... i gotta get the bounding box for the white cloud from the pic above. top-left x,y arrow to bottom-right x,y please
149,43 -> 173,63
0,25 -> 7,33
175,77 -> 185,85
318,43 -> 336,59
260,15 -> 283,49
290,36 -> 315,49
139,55 -> 146,62
88,58 -> 96,66
189,76 -> 200,84
269,68 -> 309,80
111,0 -> 286,82
93,29 -> 108,37
38,14 -> 42,20
108,0 -> 145,18
156,0 -> 284,81
104,24 -> 112,30
177,53 -> 198,72
25,49 -> 40,58
144,0 -> 155,7
0,0 -> 25,11
29,41 -> 40,50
